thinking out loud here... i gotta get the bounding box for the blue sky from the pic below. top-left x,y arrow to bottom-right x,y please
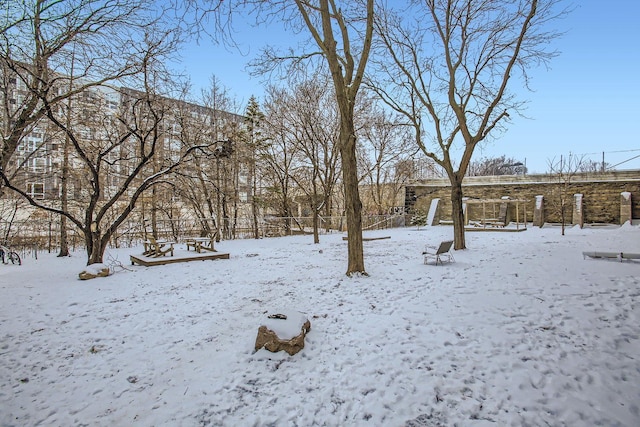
176,1 -> 640,174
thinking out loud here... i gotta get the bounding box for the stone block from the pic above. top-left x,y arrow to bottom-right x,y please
572,193 -> 583,227
620,191 -> 632,224
533,195 -> 544,227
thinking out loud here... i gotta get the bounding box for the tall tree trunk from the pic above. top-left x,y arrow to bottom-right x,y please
561,199 -> 566,236
58,60 -> 73,257
58,144 -> 70,256
232,192 -> 238,240
215,158 -> 223,239
450,177 -> 467,250
324,199 -> 332,232
290,0 -> 372,275
282,193 -> 291,234
222,191 -> 229,240
85,223 -> 107,265
87,237 -> 106,265
312,199 -> 320,244
341,119 -> 365,275
205,197 -> 217,239
86,232 -> 110,265
151,186 -> 158,239
251,154 -> 259,239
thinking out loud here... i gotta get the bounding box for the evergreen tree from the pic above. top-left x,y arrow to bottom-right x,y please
244,96 -> 265,239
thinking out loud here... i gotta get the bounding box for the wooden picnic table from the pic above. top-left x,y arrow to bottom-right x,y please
143,239 -> 175,257
185,236 -> 216,253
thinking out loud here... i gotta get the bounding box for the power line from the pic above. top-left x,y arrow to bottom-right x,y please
582,148 -> 640,156
610,153 -> 640,168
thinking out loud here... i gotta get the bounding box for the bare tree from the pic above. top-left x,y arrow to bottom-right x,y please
369,0 -> 565,249
202,77 -> 242,240
357,102 -> 413,215
0,198 -> 25,244
259,86 -> 301,232
271,76 -> 341,243
1,71 -> 222,265
247,0 -> 374,275
171,76 -> 240,241
547,154 -> 585,236
0,0 -> 175,174
467,156 -> 527,176
165,82 -> 221,240
1,0 -> 181,260
579,159 -> 610,174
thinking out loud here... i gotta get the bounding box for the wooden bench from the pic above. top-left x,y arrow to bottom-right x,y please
468,219 -> 504,228
483,220 -> 505,228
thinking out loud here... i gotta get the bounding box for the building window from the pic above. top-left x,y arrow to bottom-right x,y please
27,157 -> 48,173
26,182 -> 45,199
19,130 -> 43,152
238,172 -> 248,185
167,138 -> 181,162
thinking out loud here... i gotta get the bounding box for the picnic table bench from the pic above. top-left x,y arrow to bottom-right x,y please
185,236 -> 216,253
481,218 -> 505,228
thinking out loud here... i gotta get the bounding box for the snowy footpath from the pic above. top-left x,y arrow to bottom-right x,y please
1,224 -> 639,426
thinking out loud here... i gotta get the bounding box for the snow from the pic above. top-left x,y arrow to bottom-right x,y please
261,310 -> 309,341
81,263 -> 109,275
1,224 -> 639,426
535,195 -> 543,209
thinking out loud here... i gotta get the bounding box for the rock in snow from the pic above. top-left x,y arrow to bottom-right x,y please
254,309 -> 311,355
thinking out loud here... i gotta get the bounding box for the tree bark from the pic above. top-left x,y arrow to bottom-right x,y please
87,236 -> 106,265
449,177 -> 466,250
251,155 -> 259,239
290,0 -> 372,275
58,70 -> 73,258
340,119 -> 365,274
312,205 -> 319,244
84,222 -> 106,265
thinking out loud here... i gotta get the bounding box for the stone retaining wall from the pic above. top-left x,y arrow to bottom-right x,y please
405,170 -> 640,225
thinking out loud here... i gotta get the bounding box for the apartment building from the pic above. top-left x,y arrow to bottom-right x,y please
3,74 -> 248,205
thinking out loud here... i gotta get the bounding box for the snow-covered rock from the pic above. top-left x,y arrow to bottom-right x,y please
78,263 -> 110,280
254,309 -> 311,355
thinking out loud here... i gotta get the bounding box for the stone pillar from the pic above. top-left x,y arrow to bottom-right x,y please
427,198 -> 440,226
499,196 -> 510,225
572,194 -> 583,228
620,192 -> 632,225
533,195 -> 544,227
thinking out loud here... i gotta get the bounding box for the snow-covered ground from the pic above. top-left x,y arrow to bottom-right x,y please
1,224 -> 639,426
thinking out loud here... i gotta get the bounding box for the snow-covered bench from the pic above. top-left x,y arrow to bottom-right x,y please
582,251 -> 640,262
